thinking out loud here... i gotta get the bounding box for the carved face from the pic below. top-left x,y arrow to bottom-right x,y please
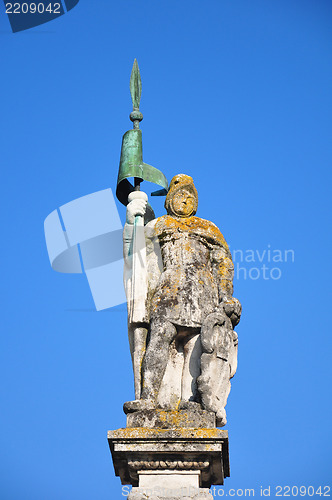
165,174 -> 198,217
170,188 -> 196,217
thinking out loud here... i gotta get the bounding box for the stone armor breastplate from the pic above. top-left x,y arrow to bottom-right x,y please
150,229 -> 219,327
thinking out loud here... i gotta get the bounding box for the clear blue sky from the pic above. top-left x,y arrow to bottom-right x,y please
1,1 -> 331,499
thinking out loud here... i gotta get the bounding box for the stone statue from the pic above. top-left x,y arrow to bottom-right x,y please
123,174 -> 241,426
110,63 -> 239,497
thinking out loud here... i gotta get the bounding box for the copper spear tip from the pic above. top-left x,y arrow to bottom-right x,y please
130,59 -> 143,130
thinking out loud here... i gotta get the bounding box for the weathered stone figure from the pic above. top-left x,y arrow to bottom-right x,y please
110,63 -> 239,496
123,174 -> 241,426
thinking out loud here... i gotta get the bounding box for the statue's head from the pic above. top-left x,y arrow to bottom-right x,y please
165,174 -> 198,218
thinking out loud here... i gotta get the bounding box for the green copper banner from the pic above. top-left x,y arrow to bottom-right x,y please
116,128 -> 168,206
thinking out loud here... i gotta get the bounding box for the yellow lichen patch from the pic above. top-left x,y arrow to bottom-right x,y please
155,216 -> 228,248
152,215 -> 233,295
109,427 -> 227,440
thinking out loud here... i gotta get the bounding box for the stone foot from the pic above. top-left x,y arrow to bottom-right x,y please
123,399 -> 155,414
178,400 -> 202,411
216,408 -> 227,427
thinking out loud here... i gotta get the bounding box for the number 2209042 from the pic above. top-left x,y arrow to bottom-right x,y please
6,3 -> 61,14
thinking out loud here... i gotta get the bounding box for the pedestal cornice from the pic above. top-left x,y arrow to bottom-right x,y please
108,426 -> 230,488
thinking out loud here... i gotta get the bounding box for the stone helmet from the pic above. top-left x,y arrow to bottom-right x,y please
165,174 -> 198,217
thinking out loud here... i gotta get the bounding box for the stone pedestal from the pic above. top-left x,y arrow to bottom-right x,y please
108,410 -> 229,499
129,470 -> 213,499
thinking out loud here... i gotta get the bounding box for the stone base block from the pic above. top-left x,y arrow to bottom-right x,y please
126,409 -> 216,429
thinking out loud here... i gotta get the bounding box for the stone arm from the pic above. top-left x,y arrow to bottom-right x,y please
123,192 -> 160,324
211,244 -> 234,299
210,234 -> 241,328
123,194 -> 147,305
123,193 -> 156,268
123,194 -> 147,263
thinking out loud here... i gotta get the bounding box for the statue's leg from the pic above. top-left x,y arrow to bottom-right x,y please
128,324 -> 148,399
135,326 -> 148,400
181,331 -> 202,402
141,318 -> 177,401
